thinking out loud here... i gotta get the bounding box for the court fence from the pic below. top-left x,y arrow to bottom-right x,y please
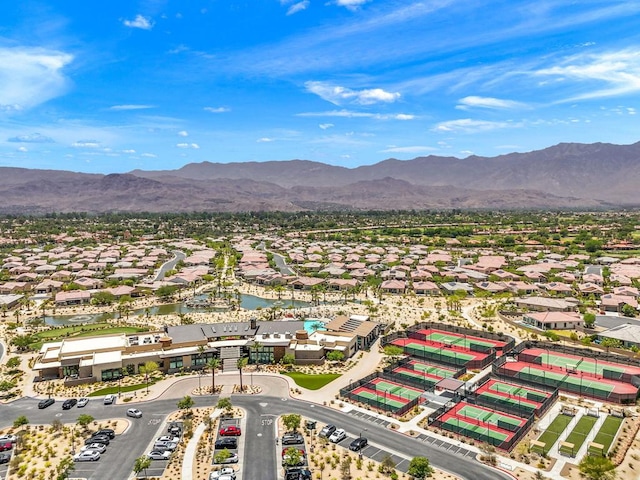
405,321 -> 517,353
340,372 -> 422,416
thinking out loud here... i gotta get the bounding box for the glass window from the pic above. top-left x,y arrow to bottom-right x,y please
101,368 -> 123,381
169,357 -> 183,369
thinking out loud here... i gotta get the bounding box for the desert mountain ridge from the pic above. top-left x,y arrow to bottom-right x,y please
1,140 -> 639,213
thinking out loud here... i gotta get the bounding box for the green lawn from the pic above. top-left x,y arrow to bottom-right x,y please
88,382 -> 155,397
559,415 -> 597,457
532,413 -> 573,454
74,326 -> 145,337
282,372 -> 341,390
589,415 -> 623,456
34,323 -> 115,339
29,323 -> 148,350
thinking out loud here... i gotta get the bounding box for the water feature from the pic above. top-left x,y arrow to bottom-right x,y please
44,293 -> 313,326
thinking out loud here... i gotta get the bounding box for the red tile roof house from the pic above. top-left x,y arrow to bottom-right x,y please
412,281 -> 439,296
600,294 -> 638,313
380,279 -> 406,294
35,279 -> 63,294
0,282 -> 31,294
55,290 -> 91,306
577,282 -> 605,297
289,276 -> 325,290
522,311 -> 583,330
328,278 -> 358,291
613,286 -> 640,298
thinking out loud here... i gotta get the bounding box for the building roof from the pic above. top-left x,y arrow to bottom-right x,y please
599,323 -> 640,344
524,311 -> 582,325
325,315 -> 378,337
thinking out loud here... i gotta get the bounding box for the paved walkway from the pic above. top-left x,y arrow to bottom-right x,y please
181,408 -> 222,480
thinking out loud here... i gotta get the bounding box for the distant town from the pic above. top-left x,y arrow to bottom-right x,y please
0,210 -> 639,480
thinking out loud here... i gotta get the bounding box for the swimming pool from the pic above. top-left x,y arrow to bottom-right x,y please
303,319 -> 327,333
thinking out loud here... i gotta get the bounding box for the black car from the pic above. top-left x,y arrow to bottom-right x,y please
318,424 -> 336,438
285,468 -> 312,480
167,423 -> 182,435
38,398 -> 55,409
282,433 -> 304,445
214,438 -> 237,450
85,435 -> 110,446
94,429 -> 115,439
62,399 -> 78,410
0,452 -> 11,464
349,437 -> 368,451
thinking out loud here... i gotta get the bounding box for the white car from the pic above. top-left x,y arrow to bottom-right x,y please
157,435 -> 180,443
80,443 -> 107,454
0,435 -> 17,444
209,467 -> 236,479
148,450 -> 172,460
127,408 -> 143,418
77,397 -> 89,408
103,394 -> 116,405
74,450 -> 100,462
329,428 -> 346,443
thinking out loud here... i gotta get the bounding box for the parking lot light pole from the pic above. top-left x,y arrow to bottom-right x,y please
71,426 -> 76,455
359,428 -> 367,459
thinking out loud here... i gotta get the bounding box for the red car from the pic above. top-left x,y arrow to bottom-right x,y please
0,441 -> 12,452
219,426 -> 241,436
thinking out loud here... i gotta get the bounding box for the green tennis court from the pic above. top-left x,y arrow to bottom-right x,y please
527,348 -> 630,376
487,380 -> 552,400
478,391 -> 538,411
559,415 -> 598,456
400,341 -> 476,361
371,379 -> 423,400
442,416 -> 508,442
589,415 -> 623,455
410,361 -> 456,378
457,404 -> 523,428
394,368 -> 439,384
351,388 -> 405,408
422,330 -> 498,349
517,365 -> 615,394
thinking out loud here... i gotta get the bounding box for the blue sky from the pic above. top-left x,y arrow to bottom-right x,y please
1,0 -> 639,173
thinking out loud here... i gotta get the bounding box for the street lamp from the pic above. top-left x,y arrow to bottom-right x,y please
71,426 -> 76,456
359,428 -> 368,459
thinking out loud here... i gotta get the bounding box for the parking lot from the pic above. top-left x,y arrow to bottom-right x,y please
211,416 -> 244,480
0,451 -> 12,478
144,420 -> 183,479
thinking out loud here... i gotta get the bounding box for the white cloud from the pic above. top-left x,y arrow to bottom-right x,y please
0,47 -> 73,112
257,137 -> 274,143
123,14 -> 154,30
204,106 -> 230,113
141,153 -> 157,158
319,123 -> 334,130
109,104 -> 154,111
177,130 -> 189,137
8,133 -> 54,143
297,109 -> 414,120
17,146 -> 28,152
176,143 -> 200,149
286,1 -> 309,15
305,81 -> 400,105
71,140 -> 101,148
334,0 -> 370,10
535,49 -> 640,101
381,145 -> 436,154
456,96 -> 526,110
432,118 -> 518,133
122,149 -> 136,154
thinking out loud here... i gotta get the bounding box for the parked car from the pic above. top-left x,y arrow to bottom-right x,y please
213,452 -> 239,464
38,398 -> 55,409
349,437 -> 368,451
126,408 -> 143,418
219,425 -> 241,436
103,394 -> 116,405
80,443 -> 107,454
77,397 -> 89,408
62,398 -> 78,410
0,441 -> 12,452
0,452 -> 11,464
282,432 -> 304,445
74,450 -> 100,462
214,438 -> 237,450
94,429 -> 115,439
167,423 -> 182,435
153,441 -> 177,452
157,435 -> 180,443
148,450 -> 172,460
209,467 -> 236,479
318,424 -> 336,438
329,428 -> 346,443
0,435 -> 17,444
285,468 -> 312,480
85,435 -> 110,446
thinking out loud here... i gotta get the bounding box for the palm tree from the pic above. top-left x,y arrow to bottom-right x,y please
139,361 -> 159,394
250,341 -> 263,365
206,358 -> 221,394
237,357 -> 248,392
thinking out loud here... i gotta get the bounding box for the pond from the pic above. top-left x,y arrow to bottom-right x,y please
43,294 -> 313,326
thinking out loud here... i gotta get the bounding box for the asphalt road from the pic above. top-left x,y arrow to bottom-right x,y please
153,250 -> 186,282
1,395 -> 510,480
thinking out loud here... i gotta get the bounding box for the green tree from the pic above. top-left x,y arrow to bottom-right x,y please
217,397 -> 233,413
133,455 -> 152,479
5,356 -> 21,369
326,351 -> 344,362
407,456 -> 434,479
0,380 -> 16,392
56,456 -> 75,480
214,448 -> 232,464
383,345 -> 404,363
177,395 -> 195,415
156,285 -> 178,300
280,353 -> 296,365
76,414 -> 94,429
621,303 -> 636,318
282,414 -> 302,432
578,455 -> 616,480
237,357 -> 248,392
283,447 -> 303,468
91,291 -> 115,306
583,312 -> 596,328
339,455 -> 352,480
10,335 -> 35,351
139,361 -> 159,394
207,357 -> 221,394
13,415 -> 28,429
601,337 -> 621,353
379,454 -> 396,474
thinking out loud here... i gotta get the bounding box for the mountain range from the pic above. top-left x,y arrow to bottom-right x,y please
2,141 -> 639,213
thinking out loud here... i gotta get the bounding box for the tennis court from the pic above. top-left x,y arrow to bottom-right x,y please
520,348 -> 640,379
531,412 -> 573,454
349,386 -> 408,409
559,415 -> 598,457
369,378 -> 423,400
418,328 -> 506,351
588,415 -> 623,456
408,360 -> 458,378
391,337 -> 490,367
